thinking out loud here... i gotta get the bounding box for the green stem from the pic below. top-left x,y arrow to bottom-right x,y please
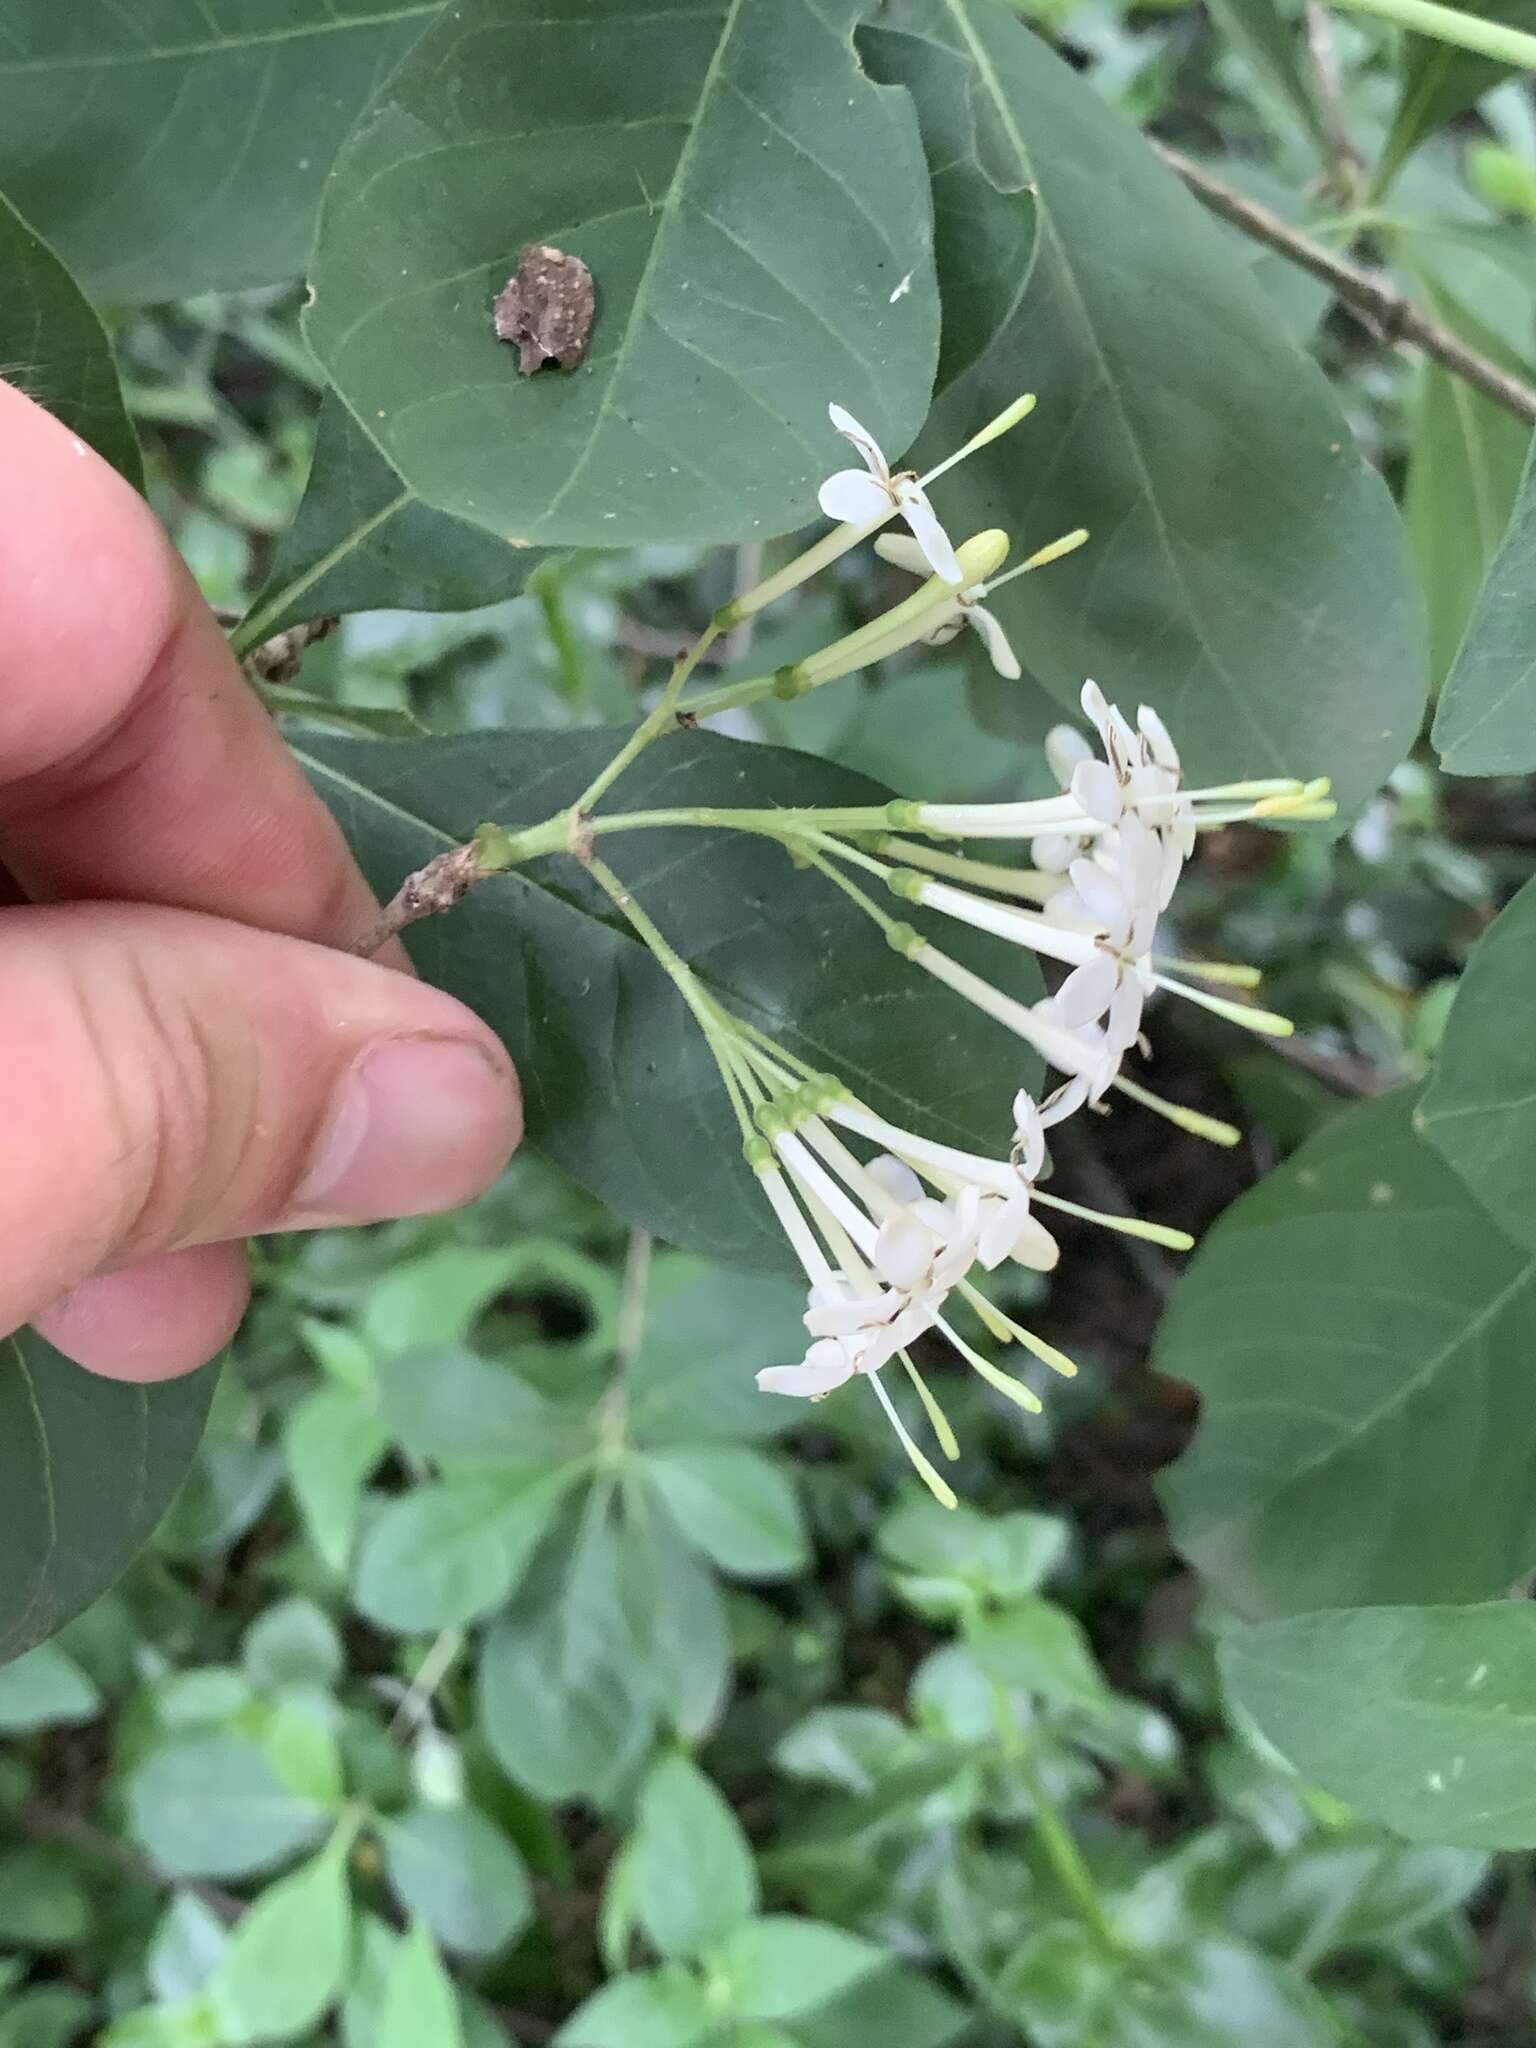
582,853 -> 755,1142
1333,0 -> 1536,65
986,1677 -> 1122,1955
528,558 -> 586,706
573,614 -> 725,812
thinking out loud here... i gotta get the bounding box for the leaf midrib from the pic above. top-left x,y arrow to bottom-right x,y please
0,4 -> 443,73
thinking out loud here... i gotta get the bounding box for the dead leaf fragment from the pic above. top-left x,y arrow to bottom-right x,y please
493,243 -> 596,375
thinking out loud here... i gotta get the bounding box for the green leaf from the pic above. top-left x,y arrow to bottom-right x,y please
375,1346 -> 578,1466
243,1600 -> 342,1694
380,1806 -> 532,1956
864,0 -> 1425,821
377,1924 -> 464,2048
353,1469 -> 574,1633
306,0 -> 939,548
147,1894 -> 231,2004
557,1967 -> 715,2048
880,1493 -> 1068,1603
237,398 -> 549,649
207,1835 -> 354,2044
128,1734 -> 328,1881
1203,0 -> 1327,148
641,1446 -> 806,1580
0,1 -> 442,303
283,1385 -> 388,1578
1221,1603 -> 1536,1846
626,1260 -> 812,1446
478,1505 -> 655,1803
1419,874 -> 1536,1244
0,1847 -> 93,1947
299,727 -> 1040,1269
1401,284 -> 1531,683
1226,1833 -> 1488,1959
998,1924 -> 1336,2047
1378,0 -> 1536,192
619,1497 -> 732,1740
968,1598 -> 1108,1711
0,1639 -> 99,1733
0,191 -> 139,485
0,1331 -> 214,1662
1158,1090 -> 1536,1617
716,1916 -> 882,2021
629,1753 -> 758,1960
1434,434 -> 1536,775
793,1963 -> 967,2048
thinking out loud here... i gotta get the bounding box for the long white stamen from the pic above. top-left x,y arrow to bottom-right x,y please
899,1352 -> 960,1461
954,1284 -> 1080,1379
775,1132 -> 879,1256
917,392 -> 1036,488
868,1369 -> 958,1508
1150,970 -> 1294,1037
910,878 -> 1097,969
1113,1076 -> 1241,1146
758,1165 -> 839,1290
1030,1187 -> 1194,1250
824,1102 -> 1018,1194
935,1314 -> 1044,1413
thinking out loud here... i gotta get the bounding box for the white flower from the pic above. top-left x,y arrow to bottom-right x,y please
758,1335 -> 861,1399
819,404 -> 963,585
874,533 -> 1021,678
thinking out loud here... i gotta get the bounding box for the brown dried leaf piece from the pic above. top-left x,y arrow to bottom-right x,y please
493,244 -> 596,375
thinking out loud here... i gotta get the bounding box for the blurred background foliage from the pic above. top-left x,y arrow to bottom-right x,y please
3,0 -> 1536,2040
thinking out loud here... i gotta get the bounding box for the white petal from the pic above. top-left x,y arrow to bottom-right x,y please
976,1186 -> 1031,1269
806,1292 -> 892,1338
922,616 -> 966,648
1067,857 -> 1130,933
966,603 -> 1021,678
1106,974 -> 1145,1056
1040,1074 -> 1089,1125
1056,954 -> 1119,1028
874,1209 -> 939,1291
1031,832 -> 1078,873
1137,703 -> 1180,772
819,467 -> 894,527
894,483 -> 963,584
866,1152 -> 925,1207
873,531 -> 931,577
758,1338 -> 857,1398
1009,1212 -> 1061,1272
1011,1093 -> 1046,1180
1080,678 -> 1112,738
1071,758 -> 1123,825
1045,724 -> 1093,791
827,403 -> 888,478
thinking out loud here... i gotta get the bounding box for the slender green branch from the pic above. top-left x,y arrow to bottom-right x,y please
985,1676 -> 1124,1955
1332,0 -> 1536,65
574,615 -> 726,812
528,558 -> 587,705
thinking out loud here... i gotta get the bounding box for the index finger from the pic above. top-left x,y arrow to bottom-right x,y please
0,379 -> 384,951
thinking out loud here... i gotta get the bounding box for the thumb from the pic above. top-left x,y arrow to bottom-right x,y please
2,901 -> 521,1338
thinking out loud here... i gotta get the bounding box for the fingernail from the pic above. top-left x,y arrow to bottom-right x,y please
294,1036 -> 520,1220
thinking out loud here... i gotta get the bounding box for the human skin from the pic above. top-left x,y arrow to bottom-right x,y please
0,380 -> 523,1382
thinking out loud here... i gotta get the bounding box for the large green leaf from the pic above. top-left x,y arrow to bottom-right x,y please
298,728 -> 1039,1271
236,398 -> 550,650
1418,873 -> 1536,1245
305,0 -> 939,547
1222,1604 -> 1536,1847
0,1332 -> 214,1663
0,192 -> 140,485
1378,0 -> 1536,194
1400,275 -> 1531,683
1433,434 -> 1536,774
863,0 -> 1426,820
0,1 -> 441,304
1157,1092 -> 1536,1619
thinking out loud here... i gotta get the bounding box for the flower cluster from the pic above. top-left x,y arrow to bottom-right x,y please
522,394 -> 1335,1508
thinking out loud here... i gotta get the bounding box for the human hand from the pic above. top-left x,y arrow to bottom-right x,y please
0,382 -> 522,1383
